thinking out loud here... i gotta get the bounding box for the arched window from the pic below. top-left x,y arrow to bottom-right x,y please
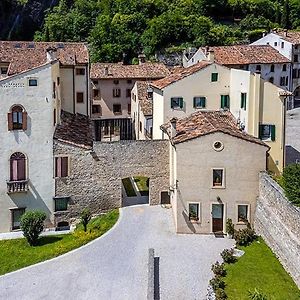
270,64 -> 275,72
269,77 -> 274,84
10,152 -> 26,181
8,105 -> 27,131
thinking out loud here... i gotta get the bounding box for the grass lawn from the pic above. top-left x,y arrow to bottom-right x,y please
225,237 -> 300,300
0,209 -> 119,276
133,176 -> 149,196
122,177 -> 136,197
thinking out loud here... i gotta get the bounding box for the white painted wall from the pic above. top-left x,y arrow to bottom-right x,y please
0,63 -> 56,232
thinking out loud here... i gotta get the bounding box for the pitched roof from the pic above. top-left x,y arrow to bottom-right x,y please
0,41 -> 89,75
136,81 -> 152,116
90,62 -> 170,79
54,111 -> 93,149
151,61 -> 212,90
206,45 -> 290,65
276,31 -> 300,44
161,110 -> 268,147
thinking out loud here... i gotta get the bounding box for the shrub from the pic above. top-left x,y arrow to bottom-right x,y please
282,163 -> 300,206
226,218 -> 234,236
220,248 -> 237,264
234,224 -> 256,246
209,275 -> 225,291
215,288 -> 228,300
248,288 -> 268,300
81,208 -> 92,232
20,210 -> 47,246
211,261 -> 227,277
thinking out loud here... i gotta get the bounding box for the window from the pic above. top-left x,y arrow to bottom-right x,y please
188,203 -> 200,222
213,169 -> 224,187
269,77 -> 274,83
256,65 -> 261,72
8,105 -> 27,131
113,79 -> 119,85
139,121 -> 143,132
92,105 -> 101,114
92,80 -> 98,85
76,92 -> 84,103
113,104 -> 122,115
211,73 -> 218,82
10,152 -> 26,181
128,103 -> 131,114
127,79 -> 132,84
76,68 -> 85,75
285,76 -> 289,86
93,89 -> 99,98
193,97 -> 206,109
241,93 -> 247,110
11,208 -> 25,230
281,42 -> 284,48
53,108 -> 56,126
259,124 -> 275,141
280,77 -> 286,86
55,157 -> 69,178
238,205 -> 249,222
53,82 -> 56,98
270,65 -> 274,72
126,89 -> 131,98
171,97 -> 183,109
54,197 -> 69,212
0,67 -> 8,74
113,88 -> 121,97
274,42 -> 278,46
220,95 -> 230,109
294,55 -> 298,62
28,78 -> 38,86
213,141 -> 224,151
57,77 -> 60,85
282,64 -> 287,71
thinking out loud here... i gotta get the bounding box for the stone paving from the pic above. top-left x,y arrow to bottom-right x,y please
286,108 -> 300,164
0,205 -> 234,300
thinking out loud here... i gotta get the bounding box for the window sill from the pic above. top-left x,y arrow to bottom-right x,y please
212,186 -> 225,189
189,220 -> 201,224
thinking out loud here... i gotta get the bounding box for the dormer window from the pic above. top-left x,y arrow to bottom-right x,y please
8,105 -> 27,131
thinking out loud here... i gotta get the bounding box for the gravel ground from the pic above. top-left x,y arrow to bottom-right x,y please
286,108 -> 300,164
0,205 -> 234,300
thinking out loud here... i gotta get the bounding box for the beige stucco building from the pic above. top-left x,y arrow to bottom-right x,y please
151,61 -> 288,174
162,111 -> 269,234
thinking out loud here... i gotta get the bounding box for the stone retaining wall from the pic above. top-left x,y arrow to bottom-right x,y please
254,172 -> 300,287
54,140 -> 169,225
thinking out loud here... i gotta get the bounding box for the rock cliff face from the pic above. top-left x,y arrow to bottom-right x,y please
0,0 -> 58,40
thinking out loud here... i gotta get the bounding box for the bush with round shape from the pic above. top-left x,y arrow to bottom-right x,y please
234,227 -> 256,246
209,275 -> 226,291
215,288 -> 228,300
220,248 -> 237,264
20,210 -> 47,246
211,261 -> 227,277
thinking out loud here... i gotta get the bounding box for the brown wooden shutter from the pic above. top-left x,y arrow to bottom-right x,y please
55,157 -> 60,177
8,113 -> 13,131
22,112 -> 27,130
61,157 -> 68,177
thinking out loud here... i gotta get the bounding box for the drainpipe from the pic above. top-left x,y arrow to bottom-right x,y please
86,63 -> 89,116
72,66 -> 75,114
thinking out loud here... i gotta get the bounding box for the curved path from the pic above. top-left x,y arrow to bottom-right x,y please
0,205 -> 234,300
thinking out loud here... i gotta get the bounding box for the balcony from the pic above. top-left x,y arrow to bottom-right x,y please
7,180 -> 29,193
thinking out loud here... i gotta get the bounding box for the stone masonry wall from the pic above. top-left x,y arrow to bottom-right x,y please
54,140 -> 169,225
254,172 -> 300,287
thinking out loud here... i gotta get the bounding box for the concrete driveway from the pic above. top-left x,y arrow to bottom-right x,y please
0,205 -> 234,300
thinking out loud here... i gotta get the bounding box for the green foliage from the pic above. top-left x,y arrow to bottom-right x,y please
81,208 -> 92,232
215,288 -> 228,300
212,261 -> 227,277
210,275 -> 226,291
282,163 -> 300,206
20,210 -> 47,246
226,218 -> 235,236
221,248 -> 237,264
248,288 -> 269,300
234,226 -> 257,246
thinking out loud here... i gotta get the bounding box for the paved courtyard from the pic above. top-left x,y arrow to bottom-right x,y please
286,107 -> 300,164
0,205 -> 234,300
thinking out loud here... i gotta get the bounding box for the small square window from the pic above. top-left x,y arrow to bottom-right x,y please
282,64 -> 287,72
238,205 -> 249,222
113,79 -> 119,85
188,203 -> 200,222
1,67 -> 8,75
28,79 -> 38,86
259,124 -> 275,141
211,73 -> 218,82
241,93 -> 247,110
193,97 -> 206,109
294,55 -> 298,63
11,208 -> 26,230
126,89 -> 131,98
76,92 -> 84,103
92,80 -> 98,85
93,89 -> 100,98
171,97 -> 183,109
281,42 -> 284,48
54,197 -> 69,212
274,42 -> 278,46
113,104 -> 122,115
221,95 -> 230,109
113,88 -> 121,97
92,105 -> 101,114
127,79 -> 132,84
256,65 -> 261,72
213,169 -> 224,187
76,68 -> 85,75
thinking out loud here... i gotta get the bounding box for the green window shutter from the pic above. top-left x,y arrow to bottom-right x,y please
221,95 -> 225,108
201,97 -> 206,108
259,124 -> 263,139
179,98 -> 184,108
211,73 -> 218,82
271,125 -> 276,141
171,98 -> 174,108
226,96 -> 230,109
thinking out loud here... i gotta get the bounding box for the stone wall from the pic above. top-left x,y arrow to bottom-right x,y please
54,140 -> 169,225
254,172 -> 300,287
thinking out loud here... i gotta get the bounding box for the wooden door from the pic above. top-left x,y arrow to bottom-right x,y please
212,204 -> 224,233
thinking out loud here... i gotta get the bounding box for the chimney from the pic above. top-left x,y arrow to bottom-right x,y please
46,47 -> 57,62
284,29 -> 288,37
104,65 -> 109,76
208,49 -> 215,63
169,117 -> 177,138
138,53 -> 146,65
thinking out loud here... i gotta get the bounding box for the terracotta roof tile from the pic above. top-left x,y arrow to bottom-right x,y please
276,31 -> 300,44
151,61 -> 212,90
136,81 -> 152,116
90,62 -> 170,79
0,41 -> 89,75
54,111 -> 93,149
207,45 -> 290,65
161,110 -> 268,147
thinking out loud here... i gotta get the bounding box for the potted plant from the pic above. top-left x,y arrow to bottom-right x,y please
226,218 -> 234,238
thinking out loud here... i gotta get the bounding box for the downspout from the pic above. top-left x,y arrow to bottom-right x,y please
72,65 -> 75,114
86,63 -> 89,116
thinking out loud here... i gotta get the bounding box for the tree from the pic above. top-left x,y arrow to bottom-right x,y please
282,163 -> 300,206
81,208 -> 92,232
20,211 -> 47,246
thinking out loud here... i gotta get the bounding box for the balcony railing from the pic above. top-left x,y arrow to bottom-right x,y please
7,180 -> 29,193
